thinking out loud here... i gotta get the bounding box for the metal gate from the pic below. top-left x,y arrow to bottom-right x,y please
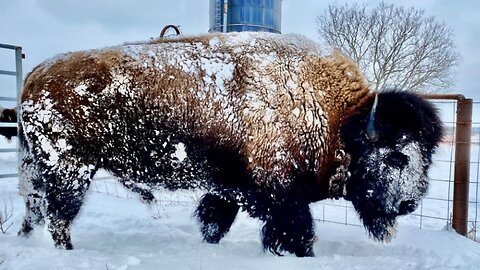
0,43 -> 23,180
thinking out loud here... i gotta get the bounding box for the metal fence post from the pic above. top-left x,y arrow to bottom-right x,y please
15,47 -> 23,102
452,97 -> 473,236
15,46 -> 24,196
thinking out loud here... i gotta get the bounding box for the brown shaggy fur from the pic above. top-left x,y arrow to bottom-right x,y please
19,32 -> 373,255
22,33 -> 370,195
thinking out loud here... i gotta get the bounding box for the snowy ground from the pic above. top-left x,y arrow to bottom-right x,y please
1,137 -> 480,270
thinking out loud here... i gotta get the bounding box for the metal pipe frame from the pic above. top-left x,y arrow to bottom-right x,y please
0,43 -> 23,180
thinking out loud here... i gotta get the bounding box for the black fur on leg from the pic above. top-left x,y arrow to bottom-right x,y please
45,189 -> 87,250
41,160 -> 95,249
195,193 -> 240,244
259,198 -> 316,257
18,193 -> 45,236
18,148 -> 47,237
48,219 -> 74,250
19,222 -> 34,237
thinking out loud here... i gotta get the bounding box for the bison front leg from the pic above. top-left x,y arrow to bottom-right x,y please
260,199 -> 316,257
195,193 -> 240,243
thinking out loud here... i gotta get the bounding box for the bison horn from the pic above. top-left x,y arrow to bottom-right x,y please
366,93 -> 379,142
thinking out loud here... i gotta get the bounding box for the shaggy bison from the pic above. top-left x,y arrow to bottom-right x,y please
18,32 -> 443,256
0,107 -> 17,140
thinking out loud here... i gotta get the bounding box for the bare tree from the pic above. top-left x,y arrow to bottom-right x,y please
0,199 -> 14,234
316,2 -> 461,92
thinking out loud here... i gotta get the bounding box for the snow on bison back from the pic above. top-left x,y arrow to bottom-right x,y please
18,32 -> 443,257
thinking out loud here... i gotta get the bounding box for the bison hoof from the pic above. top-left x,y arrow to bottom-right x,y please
56,242 -> 74,250
295,247 -> 315,257
18,227 -> 31,237
18,220 -> 36,237
140,191 -> 155,203
201,223 -> 224,244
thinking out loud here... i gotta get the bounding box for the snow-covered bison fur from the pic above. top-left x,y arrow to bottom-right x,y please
18,32 -> 443,256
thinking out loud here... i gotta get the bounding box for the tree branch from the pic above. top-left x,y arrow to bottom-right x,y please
316,2 -> 461,92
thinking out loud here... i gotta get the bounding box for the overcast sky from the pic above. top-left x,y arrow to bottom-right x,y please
1,0 -> 479,106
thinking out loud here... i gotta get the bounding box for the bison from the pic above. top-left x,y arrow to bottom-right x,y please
18,32 -> 443,257
0,107 -> 18,140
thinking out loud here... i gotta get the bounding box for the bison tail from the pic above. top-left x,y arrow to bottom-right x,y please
18,119 -> 29,153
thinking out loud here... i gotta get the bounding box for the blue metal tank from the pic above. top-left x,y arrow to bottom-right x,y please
209,0 -> 282,33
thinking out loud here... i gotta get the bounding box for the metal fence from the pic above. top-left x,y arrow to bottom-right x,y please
0,43 -> 23,180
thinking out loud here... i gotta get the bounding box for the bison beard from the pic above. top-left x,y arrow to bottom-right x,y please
17,32 -> 443,257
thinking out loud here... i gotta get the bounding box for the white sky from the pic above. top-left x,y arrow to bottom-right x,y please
1,0 -> 479,104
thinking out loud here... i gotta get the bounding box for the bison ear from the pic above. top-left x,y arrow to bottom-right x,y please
374,91 -> 444,149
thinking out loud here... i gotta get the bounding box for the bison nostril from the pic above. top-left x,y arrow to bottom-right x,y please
398,200 -> 417,215
386,152 -> 409,169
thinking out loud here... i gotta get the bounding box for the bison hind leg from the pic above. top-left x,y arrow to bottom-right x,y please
195,193 -> 240,244
43,160 -> 97,249
18,192 -> 46,236
18,153 -> 47,237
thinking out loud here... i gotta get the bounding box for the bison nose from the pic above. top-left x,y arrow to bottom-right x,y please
398,200 -> 417,215
385,152 -> 409,169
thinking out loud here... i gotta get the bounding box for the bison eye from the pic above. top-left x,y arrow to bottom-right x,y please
385,152 -> 409,169
398,200 -> 417,215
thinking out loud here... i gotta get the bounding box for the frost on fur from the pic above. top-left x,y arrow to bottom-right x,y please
18,32 -> 443,256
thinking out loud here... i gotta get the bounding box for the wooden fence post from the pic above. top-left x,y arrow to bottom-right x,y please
452,97 -> 472,236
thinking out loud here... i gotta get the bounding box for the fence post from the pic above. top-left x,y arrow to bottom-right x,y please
16,47 -> 23,195
15,47 -> 23,103
452,98 -> 473,236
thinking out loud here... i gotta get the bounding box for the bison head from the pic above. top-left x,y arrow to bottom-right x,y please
340,91 -> 443,241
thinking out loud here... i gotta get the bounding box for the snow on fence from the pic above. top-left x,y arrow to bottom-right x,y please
0,46 -> 478,240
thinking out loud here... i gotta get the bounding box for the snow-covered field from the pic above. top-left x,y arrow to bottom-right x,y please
1,137 -> 480,270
